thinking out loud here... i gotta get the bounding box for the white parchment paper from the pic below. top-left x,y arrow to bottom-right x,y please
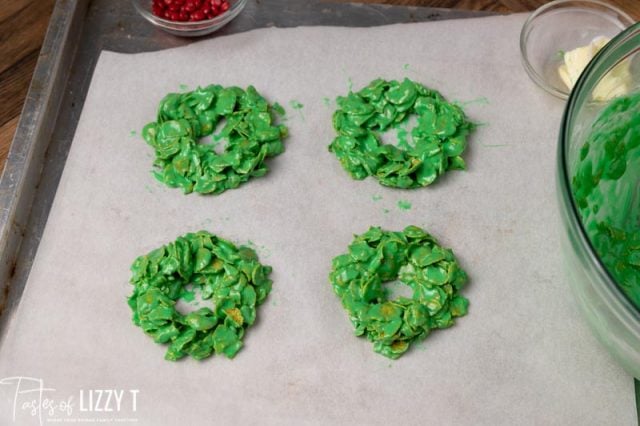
0,14 -> 635,425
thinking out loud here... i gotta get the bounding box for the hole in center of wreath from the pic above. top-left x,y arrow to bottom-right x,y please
383,279 -> 414,300
200,118 -> 229,155
175,283 -> 215,315
377,114 -> 419,150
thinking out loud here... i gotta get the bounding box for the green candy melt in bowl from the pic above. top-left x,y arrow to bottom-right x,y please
558,22 -> 640,377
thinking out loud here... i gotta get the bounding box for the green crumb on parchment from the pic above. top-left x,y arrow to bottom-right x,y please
272,102 -> 286,116
179,83 -> 189,91
397,200 -> 412,210
372,194 -> 383,201
289,100 -> 303,109
323,97 -> 332,107
130,130 -> 137,136
383,208 -> 390,214
289,100 -> 304,121
403,63 -> 410,70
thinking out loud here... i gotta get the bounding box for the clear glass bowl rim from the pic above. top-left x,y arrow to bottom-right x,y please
558,21 -> 640,322
520,0 -> 635,100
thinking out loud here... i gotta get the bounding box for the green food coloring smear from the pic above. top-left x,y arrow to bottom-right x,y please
572,93 -> 640,309
460,96 -> 489,107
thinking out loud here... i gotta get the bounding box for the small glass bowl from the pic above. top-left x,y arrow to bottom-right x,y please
520,0 -> 633,99
132,0 -> 247,37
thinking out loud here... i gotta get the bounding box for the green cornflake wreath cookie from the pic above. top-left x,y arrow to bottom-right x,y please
142,85 -> 288,195
328,78 -> 474,188
329,226 -> 469,359
127,231 -> 272,361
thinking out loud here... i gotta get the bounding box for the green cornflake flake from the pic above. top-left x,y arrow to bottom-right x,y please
397,200 -> 412,210
328,226 -> 469,359
372,194 -> 383,201
128,231 -> 273,361
328,78 -> 475,189
180,289 -> 196,303
142,85 -> 288,195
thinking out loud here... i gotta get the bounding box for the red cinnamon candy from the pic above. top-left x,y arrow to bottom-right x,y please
151,0 -> 231,22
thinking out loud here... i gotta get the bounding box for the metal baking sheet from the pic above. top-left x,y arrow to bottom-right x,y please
1,0 -> 638,422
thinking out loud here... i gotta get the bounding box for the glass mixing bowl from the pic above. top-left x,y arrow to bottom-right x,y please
558,22 -> 640,378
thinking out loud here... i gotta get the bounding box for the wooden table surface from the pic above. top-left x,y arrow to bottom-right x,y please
1,0 -> 638,172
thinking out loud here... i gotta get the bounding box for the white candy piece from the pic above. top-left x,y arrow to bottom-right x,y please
557,36 -> 631,101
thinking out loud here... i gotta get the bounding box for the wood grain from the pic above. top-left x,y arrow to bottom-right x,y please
0,0 -> 55,168
0,0 -> 638,171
